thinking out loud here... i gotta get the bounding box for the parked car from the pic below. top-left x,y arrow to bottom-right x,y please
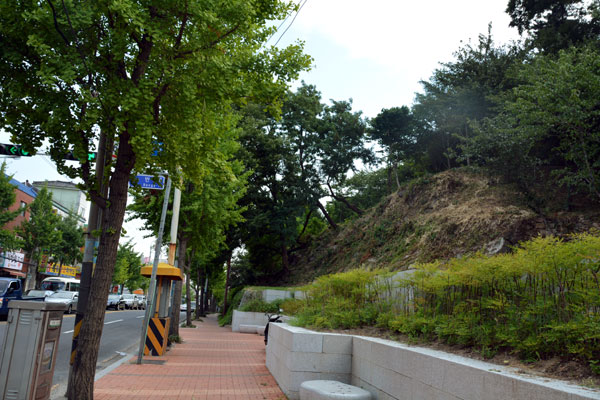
45,290 -> 79,314
121,293 -> 140,309
107,294 -> 124,310
137,295 -> 146,310
0,277 -> 23,319
23,289 -> 54,300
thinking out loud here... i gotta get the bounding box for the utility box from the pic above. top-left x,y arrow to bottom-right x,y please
0,300 -> 67,400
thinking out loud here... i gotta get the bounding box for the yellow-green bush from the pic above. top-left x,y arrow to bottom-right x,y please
392,233 -> 600,364
289,233 -> 600,370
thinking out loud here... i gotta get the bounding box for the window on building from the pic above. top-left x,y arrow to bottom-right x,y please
20,201 -> 26,216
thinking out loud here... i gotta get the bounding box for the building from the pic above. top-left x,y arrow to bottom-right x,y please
32,180 -> 88,226
1,178 -> 89,280
0,178 -> 37,278
5,178 -> 36,231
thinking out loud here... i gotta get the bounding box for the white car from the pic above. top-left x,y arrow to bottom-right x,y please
121,294 -> 140,309
45,291 -> 79,314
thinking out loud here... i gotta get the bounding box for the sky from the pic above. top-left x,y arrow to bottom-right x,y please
1,0 -> 521,256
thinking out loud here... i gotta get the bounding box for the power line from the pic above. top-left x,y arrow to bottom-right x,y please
273,0 -> 308,47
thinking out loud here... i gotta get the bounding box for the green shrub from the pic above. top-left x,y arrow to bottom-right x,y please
288,233 -> 600,371
240,298 -> 283,313
218,287 -> 245,326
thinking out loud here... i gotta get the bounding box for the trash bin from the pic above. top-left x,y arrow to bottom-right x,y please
0,300 -> 67,400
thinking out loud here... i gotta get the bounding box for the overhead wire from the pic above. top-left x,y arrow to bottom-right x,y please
273,0 -> 309,47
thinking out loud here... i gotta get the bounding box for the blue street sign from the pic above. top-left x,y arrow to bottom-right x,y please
131,174 -> 165,190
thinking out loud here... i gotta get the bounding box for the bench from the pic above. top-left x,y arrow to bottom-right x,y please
299,380 -> 372,400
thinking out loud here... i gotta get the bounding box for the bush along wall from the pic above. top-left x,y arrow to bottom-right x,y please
285,233 -> 600,372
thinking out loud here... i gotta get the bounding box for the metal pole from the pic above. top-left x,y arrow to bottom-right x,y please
136,176 -> 172,364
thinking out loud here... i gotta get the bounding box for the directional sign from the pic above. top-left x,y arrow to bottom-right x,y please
131,174 -> 165,190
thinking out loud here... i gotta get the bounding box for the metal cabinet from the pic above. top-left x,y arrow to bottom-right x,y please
0,301 -> 66,400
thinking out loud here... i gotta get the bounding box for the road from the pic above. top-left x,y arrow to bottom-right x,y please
0,309 -> 185,397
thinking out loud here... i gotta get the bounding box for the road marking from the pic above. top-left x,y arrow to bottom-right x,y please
104,319 -> 123,325
136,316 -> 144,319
62,318 -> 124,334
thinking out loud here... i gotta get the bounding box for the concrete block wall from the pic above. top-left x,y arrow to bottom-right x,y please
352,335 -> 599,400
231,310 -> 269,332
266,323 -> 353,400
266,323 -> 600,400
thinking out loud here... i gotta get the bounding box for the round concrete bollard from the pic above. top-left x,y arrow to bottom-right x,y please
299,380 -> 372,400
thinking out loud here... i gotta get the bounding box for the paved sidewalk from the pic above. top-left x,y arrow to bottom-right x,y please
94,314 -> 286,399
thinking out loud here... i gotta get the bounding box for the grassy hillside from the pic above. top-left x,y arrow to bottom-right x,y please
286,168 -> 600,284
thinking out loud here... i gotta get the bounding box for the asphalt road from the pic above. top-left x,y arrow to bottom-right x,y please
0,309 -> 185,397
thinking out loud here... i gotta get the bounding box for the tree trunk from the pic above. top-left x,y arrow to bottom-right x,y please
199,275 -> 206,316
387,164 -> 394,194
68,133 -> 135,400
281,242 -> 289,273
169,237 -> 187,337
317,201 -> 338,230
393,161 -> 401,189
223,253 -> 232,315
326,182 -> 363,215
185,270 -> 192,326
194,283 -> 200,320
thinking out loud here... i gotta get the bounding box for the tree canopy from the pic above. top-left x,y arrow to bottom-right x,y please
0,1 -> 310,397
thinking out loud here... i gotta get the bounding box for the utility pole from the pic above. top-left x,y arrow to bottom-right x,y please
66,131 -> 107,398
168,186 -> 182,336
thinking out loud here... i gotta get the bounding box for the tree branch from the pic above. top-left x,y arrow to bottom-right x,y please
327,181 -> 364,215
174,25 -> 240,59
46,0 -> 71,47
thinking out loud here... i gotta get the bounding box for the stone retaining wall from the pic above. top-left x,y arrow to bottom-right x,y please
266,323 -> 600,400
266,323 -> 352,399
231,310 -> 269,332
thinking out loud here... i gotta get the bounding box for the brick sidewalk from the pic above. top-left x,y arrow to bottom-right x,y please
94,314 -> 286,400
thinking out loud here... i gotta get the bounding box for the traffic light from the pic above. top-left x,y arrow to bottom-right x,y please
0,143 -> 32,157
64,151 -> 97,162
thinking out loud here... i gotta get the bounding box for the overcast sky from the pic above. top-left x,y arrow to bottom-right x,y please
2,0 -> 521,256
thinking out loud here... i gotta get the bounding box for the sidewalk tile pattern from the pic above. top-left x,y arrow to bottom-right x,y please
94,314 -> 286,399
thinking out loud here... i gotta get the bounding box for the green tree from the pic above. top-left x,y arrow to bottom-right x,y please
476,45 -> 600,201
370,106 -> 416,190
318,100 -> 374,215
506,0 -> 600,52
18,187 -> 60,289
412,29 -> 525,173
114,241 -> 144,293
0,163 -> 21,251
0,2 -> 309,396
53,213 -> 84,276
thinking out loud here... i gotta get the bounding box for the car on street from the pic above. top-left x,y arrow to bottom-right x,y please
121,294 -> 140,309
137,295 -> 146,310
0,277 -> 23,319
180,302 -> 196,312
45,290 -> 79,314
107,294 -> 124,310
23,289 -> 54,299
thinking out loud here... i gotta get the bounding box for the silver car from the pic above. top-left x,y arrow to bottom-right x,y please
121,294 -> 140,309
45,291 -> 79,314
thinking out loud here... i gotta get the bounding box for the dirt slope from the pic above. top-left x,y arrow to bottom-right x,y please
287,169 -> 600,284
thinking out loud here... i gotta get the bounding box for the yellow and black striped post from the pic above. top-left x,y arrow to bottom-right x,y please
70,314 -> 83,364
144,317 -> 170,356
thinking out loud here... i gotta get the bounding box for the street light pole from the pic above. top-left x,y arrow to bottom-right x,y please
136,176 -> 172,364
